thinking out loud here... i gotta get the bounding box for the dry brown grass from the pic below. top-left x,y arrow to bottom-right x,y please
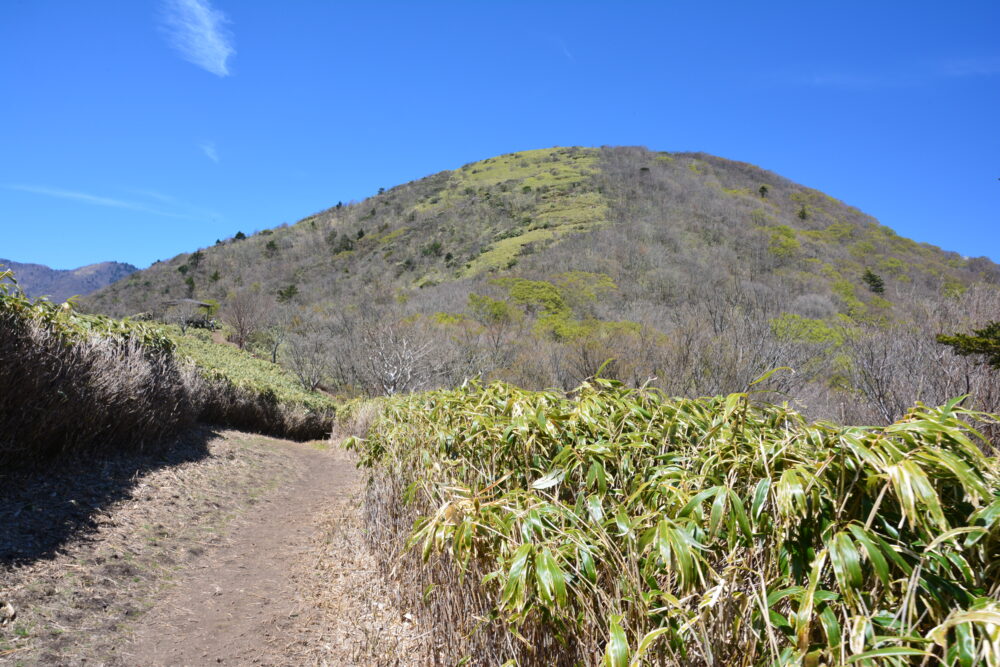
0,316 -> 202,466
278,465 -> 430,666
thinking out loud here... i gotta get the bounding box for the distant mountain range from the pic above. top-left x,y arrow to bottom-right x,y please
0,258 -> 137,302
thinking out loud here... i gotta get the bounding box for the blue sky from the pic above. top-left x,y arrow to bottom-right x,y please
2,1 -> 998,269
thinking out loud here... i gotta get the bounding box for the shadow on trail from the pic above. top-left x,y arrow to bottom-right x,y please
0,426 -> 218,567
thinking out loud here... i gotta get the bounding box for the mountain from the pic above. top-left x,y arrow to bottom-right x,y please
82,146 -> 1000,427
1,258 -> 138,302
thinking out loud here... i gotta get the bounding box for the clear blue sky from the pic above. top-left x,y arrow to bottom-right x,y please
2,1 -> 998,269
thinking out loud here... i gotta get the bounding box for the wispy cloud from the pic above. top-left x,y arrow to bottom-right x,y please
554,36 -> 575,63
161,0 -> 235,77
3,185 -> 207,220
200,140 -> 220,163
782,55 -> 1000,90
124,188 -> 177,204
937,56 -> 1000,78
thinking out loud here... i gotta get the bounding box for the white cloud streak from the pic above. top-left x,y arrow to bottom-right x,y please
937,56 -> 1000,78
4,185 -> 201,220
784,56 -> 1000,90
200,141 -> 220,163
161,0 -> 235,77
555,36 -> 575,63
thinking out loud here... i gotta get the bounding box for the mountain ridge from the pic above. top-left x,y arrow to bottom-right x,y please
1,258 -> 138,302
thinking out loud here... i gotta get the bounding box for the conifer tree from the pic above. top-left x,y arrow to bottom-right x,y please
862,268 -> 885,294
937,322 -> 1000,368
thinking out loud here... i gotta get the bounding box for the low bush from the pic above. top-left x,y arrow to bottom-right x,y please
350,380 -> 1000,666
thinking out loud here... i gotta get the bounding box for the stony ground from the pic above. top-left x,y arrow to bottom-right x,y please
0,429 -> 423,666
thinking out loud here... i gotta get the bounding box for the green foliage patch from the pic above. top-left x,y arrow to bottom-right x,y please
168,327 -> 337,417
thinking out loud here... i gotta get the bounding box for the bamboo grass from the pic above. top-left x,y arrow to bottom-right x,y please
351,380 -> 1000,666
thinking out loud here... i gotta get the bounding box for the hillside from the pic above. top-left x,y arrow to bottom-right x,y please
0,257 -> 137,302
83,146 -> 1000,427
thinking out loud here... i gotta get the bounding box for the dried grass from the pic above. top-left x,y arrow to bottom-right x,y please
0,315 -> 202,466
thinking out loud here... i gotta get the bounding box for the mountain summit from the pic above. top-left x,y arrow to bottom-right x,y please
82,146 -> 1000,425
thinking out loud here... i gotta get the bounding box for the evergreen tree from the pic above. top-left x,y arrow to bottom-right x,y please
862,268 -> 885,294
276,284 -> 299,303
937,322 -> 1000,368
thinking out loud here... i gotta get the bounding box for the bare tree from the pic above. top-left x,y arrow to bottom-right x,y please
222,288 -> 271,349
362,319 -> 439,396
286,325 -> 329,391
256,304 -> 292,363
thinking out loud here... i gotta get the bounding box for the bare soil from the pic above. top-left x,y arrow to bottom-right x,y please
0,429 -> 422,666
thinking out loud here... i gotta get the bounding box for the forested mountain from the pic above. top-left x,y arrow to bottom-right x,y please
83,146 -> 1000,428
0,258 -> 137,302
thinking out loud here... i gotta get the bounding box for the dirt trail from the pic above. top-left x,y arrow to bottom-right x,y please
124,441 -> 357,666
1,430 -> 422,666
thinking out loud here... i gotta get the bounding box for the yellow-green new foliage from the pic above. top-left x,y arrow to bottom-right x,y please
352,381 -> 1000,666
168,327 -> 335,416
165,327 -> 337,439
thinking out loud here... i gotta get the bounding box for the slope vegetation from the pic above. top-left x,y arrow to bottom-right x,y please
83,146 -> 1000,427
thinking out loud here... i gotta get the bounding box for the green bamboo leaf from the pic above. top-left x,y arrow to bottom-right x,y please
846,647 -> 930,662
928,609 -> 1000,647
769,610 -> 794,632
604,614 -> 630,667
587,494 -> 605,523
954,621 -> 975,667
630,626 -> 672,665
967,499 -> 1000,546
776,468 -> 809,519
828,531 -> 863,596
767,587 -> 804,607
726,488 -> 752,540
819,605 -> 842,650
534,546 -> 567,606
847,524 -> 891,588
924,527 -> 988,553
749,366 -> 793,386
500,543 -> 533,612
579,545 -> 597,583
751,477 -> 771,522
530,468 -> 566,490
677,487 -> 720,518
709,485 -> 728,538
722,392 -> 744,421
796,549 -> 828,654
